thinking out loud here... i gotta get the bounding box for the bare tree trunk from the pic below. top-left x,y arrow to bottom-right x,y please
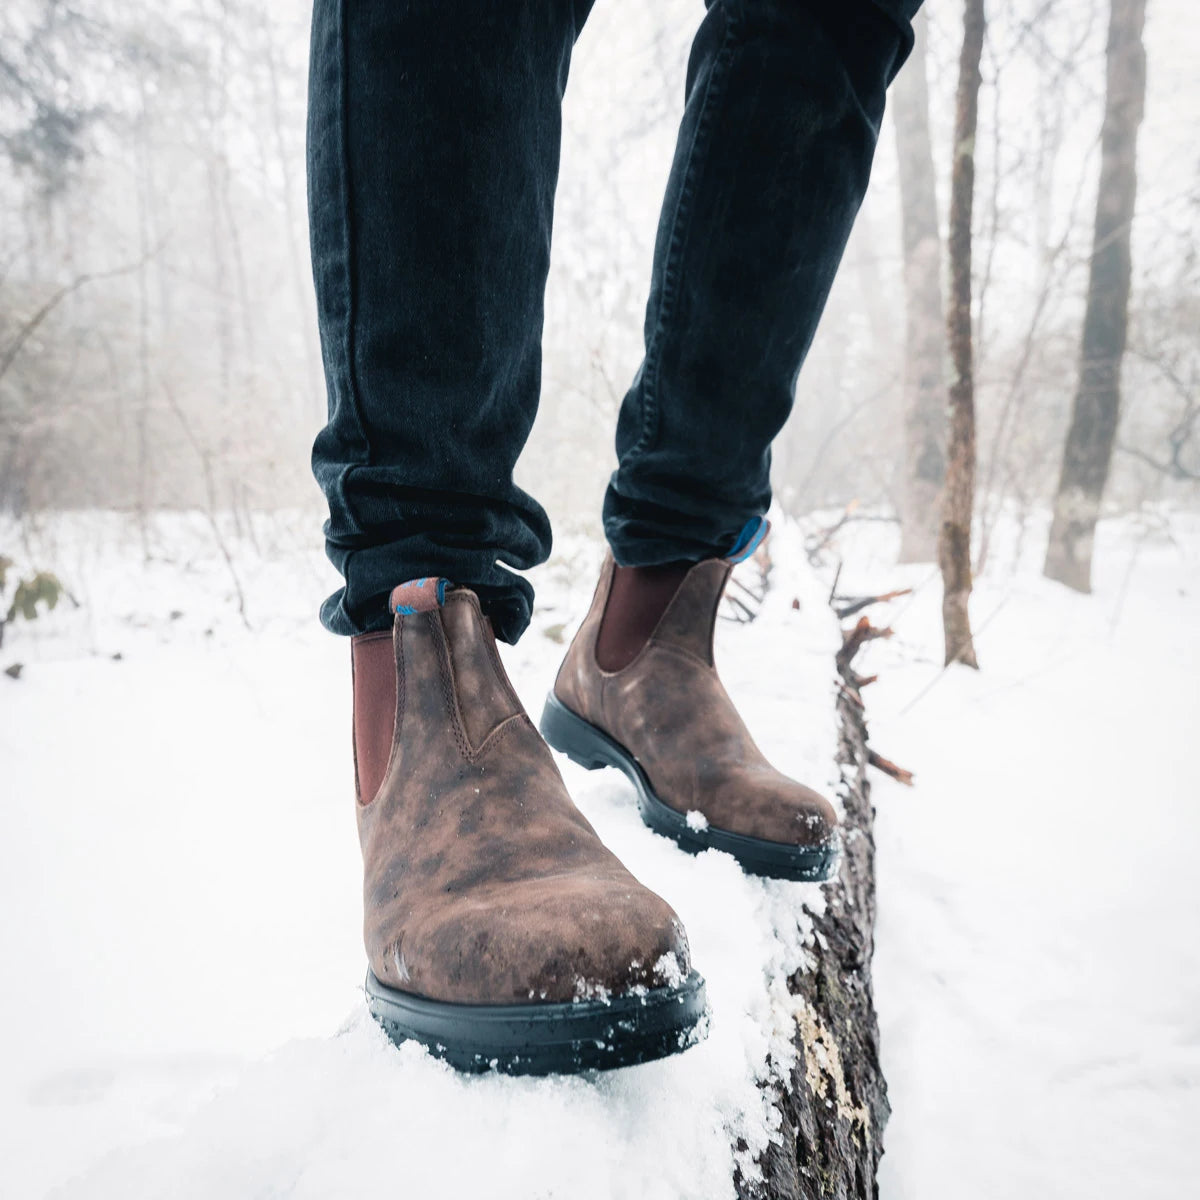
893,10 -> 946,563
133,73 -> 157,557
938,0 -> 985,670
204,6 -> 234,414
849,213 -> 896,381
1043,0 -> 1147,591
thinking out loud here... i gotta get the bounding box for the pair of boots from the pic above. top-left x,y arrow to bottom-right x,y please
350,545 -> 838,1074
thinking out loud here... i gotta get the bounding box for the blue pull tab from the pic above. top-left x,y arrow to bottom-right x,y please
725,516 -> 770,564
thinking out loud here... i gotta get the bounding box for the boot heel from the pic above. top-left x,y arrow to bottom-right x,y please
539,693 -> 613,771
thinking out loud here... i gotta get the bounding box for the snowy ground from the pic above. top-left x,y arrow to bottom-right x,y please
842,508 -> 1200,1200
1,507 -> 1196,1198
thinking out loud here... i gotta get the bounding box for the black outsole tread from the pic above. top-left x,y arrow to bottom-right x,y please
366,969 -> 708,1075
539,692 -> 840,883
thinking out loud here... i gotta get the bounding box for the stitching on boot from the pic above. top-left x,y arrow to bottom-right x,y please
703,562 -> 732,663
428,613 -> 473,762
351,639 -> 363,804
645,639 -> 719,675
380,619 -> 406,799
441,593 -> 524,759
466,591 -> 524,716
588,557 -> 615,675
648,560 -> 730,666
471,711 -> 525,761
552,557 -> 614,721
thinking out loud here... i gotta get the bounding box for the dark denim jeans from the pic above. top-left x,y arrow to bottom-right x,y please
308,0 -> 921,643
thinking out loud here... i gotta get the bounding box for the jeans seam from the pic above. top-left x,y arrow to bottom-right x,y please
630,2 -> 741,462
335,0 -> 370,463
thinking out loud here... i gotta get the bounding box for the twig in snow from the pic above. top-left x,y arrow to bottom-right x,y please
833,588 -> 914,620
837,616 -> 894,670
867,750 -> 915,787
159,380 -> 251,630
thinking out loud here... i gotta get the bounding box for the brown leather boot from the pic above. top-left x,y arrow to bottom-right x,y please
541,552 -> 840,882
351,577 -> 706,1074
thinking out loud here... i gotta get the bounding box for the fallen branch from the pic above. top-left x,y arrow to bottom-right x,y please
834,588 -> 913,620
867,750 -> 915,788
805,505 -> 900,568
837,616 -> 894,671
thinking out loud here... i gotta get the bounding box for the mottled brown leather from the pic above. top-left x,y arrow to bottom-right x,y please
554,556 -> 837,849
351,587 -> 690,1005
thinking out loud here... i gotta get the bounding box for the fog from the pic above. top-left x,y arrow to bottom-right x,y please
2,0 -> 1195,552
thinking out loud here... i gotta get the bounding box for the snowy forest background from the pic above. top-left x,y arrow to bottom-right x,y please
1,2 -> 1196,1199
2,0 -> 1196,564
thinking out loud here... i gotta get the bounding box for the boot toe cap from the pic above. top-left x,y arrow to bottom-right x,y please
391,874 -> 692,1005
702,767 -> 838,849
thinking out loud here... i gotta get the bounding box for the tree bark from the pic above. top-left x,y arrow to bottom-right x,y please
1043,0 -> 1147,591
939,0 -> 985,670
893,11 -> 947,564
737,608 -> 896,1200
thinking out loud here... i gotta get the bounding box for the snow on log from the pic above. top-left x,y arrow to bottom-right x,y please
737,599 -> 893,1200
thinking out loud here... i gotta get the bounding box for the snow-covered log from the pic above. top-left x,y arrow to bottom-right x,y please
738,607 -> 894,1200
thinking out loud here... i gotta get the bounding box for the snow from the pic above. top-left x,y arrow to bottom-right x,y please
1,507 -> 1197,1198
0,512 -> 838,1199
833,507 -> 1200,1200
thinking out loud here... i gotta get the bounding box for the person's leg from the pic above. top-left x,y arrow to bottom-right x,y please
308,0 -> 595,646
546,0 -> 923,880
604,0 -> 922,563
307,0 -> 707,1075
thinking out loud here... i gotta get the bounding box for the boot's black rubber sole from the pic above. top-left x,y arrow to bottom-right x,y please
365,968 -> 707,1075
540,692 -> 839,883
